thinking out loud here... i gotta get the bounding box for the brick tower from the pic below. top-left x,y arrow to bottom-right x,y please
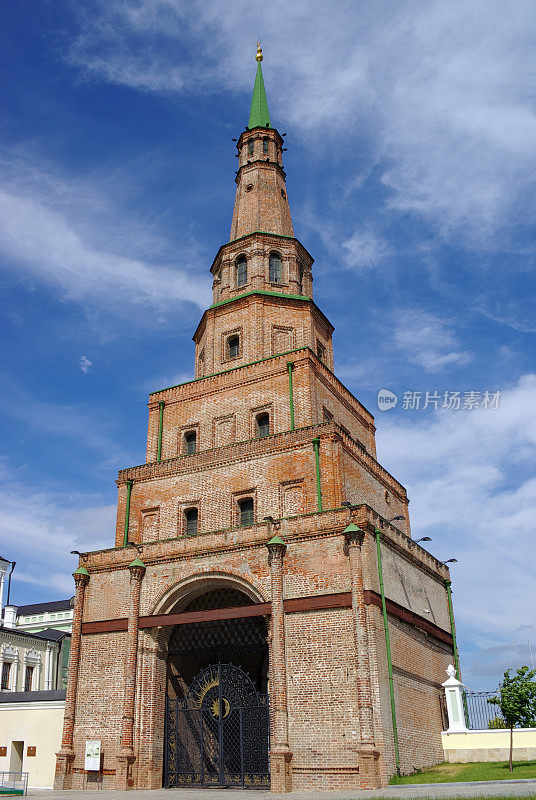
55,46 -> 458,793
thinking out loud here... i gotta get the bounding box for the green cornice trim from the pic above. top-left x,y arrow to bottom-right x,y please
150,346 -> 308,395
229,230 -> 297,246
209,290 -> 310,310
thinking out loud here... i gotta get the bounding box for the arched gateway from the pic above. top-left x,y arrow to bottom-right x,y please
55,46 -> 456,795
164,588 -> 270,788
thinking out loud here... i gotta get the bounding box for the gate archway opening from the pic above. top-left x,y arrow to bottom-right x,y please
164,587 -> 270,789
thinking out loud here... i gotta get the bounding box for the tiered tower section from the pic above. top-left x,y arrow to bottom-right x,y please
56,47 -> 457,795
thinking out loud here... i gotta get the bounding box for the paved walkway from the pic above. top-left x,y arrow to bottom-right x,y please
26,779 -> 536,799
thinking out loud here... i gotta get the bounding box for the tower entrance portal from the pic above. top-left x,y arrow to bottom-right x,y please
164,588 -> 270,789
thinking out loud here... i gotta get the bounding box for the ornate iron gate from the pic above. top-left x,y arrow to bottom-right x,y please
165,663 -> 270,788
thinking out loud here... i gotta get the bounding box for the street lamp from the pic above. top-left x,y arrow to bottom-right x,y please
263,516 -> 280,530
70,550 -> 88,562
126,541 -> 143,553
442,558 -> 458,565
415,536 -> 432,544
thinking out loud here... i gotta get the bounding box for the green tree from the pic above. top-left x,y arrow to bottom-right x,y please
488,666 -> 536,772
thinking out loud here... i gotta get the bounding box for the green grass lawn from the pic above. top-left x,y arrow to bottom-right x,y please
389,760 -> 536,784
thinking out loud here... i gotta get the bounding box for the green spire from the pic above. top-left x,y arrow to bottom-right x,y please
248,44 -> 270,130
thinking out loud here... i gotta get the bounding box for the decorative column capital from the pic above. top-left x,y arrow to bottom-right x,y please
128,558 -> 146,581
343,523 -> 365,549
267,535 -> 287,565
72,566 -> 90,587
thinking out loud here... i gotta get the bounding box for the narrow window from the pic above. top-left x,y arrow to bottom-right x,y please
1,662 -> 10,690
198,348 -> 205,376
262,138 -> 269,154
269,252 -> 282,283
248,140 -> 254,156
256,412 -> 270,438
323,407 -> 333,423
185,508 -> 198,537
228,335 -> 240,359
184,431 -> 197,455
316,341 -> 326,361
239,498 -> 254,527
236,256 -> 247,287
24,665 -> 34,692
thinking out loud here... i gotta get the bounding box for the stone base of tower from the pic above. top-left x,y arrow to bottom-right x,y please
269,747 -> 293,792
54,750 -> 75,790
115,751 -> 136,790
288,752 -> 380,792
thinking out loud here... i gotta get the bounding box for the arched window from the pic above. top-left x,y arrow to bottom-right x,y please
269,252 -> 282,283
185,507 -> 198,537
24,665 -> 34,692
184,430 -> 197,455
262,138 -> 269,154
239,497 -> 254,527
256,413 -> 270,438
1,662 -> 11,690
248,140 -> 254,156
236,256 -> 247,287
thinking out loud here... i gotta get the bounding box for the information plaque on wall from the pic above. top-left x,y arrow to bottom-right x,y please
84,740 -> 101,771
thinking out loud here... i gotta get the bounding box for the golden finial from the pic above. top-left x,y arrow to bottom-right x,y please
256,39 -> 263,62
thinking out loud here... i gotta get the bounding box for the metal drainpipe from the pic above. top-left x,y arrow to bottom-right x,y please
123,480 -> 133,547
157,400 -> 165,463
374,528 -> 401,776
287,362 -> 295,431
445,579 -> 461,678
312,438 -> 323,512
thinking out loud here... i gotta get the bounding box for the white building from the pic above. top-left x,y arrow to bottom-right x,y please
0,558 -> 71,788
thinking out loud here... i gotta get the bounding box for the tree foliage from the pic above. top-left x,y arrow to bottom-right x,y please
488,666 -> 536,729
488,666 -> 536,771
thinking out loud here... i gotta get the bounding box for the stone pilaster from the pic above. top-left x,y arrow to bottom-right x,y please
344,524 -> 381,788
266,536 -> 292,792
116,558 -> 145,790
54,567 -> 89,789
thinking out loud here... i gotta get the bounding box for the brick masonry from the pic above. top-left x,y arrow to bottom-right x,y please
54,73 -> 458,793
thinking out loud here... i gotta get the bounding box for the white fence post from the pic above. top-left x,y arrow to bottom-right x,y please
442,664 -> 468,733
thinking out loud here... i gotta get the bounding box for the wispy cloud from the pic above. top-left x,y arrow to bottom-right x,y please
0,151 -> 211,316
64,0 -> 536,247
342,228 -> 391,271
393,310 -> 473,372
377,374 -> 536,686
0,476 -> 115,597
0,377 -> 133,464
79,355 -> 92,373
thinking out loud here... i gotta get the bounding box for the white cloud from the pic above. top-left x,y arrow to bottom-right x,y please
342,228 -> 391,271
376,374 -> 536,686
393,310 -> 472,372
0,154 -> 211,316
65,0 -> 536,246
79,355 -> 92,373
0,463 -> 115,597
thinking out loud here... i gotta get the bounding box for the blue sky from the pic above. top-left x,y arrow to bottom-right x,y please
1,0 -> 535,689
